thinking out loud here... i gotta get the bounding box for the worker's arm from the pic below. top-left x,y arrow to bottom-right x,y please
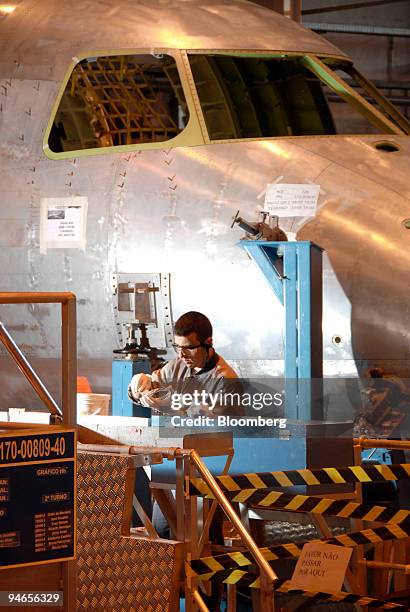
129,372 -> 155,400
128,360 -> 175,406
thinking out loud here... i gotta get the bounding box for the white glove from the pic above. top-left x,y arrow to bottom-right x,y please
129,373 -> 153,400
139,387 -> 173,410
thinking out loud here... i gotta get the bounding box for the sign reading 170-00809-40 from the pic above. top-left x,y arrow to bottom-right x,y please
0,432 -> 71,465
0,429 -> 76,569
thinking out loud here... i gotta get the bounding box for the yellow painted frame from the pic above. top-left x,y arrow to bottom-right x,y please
43,48 -> 206,160
44,48 -> 406,161
185,51 -> 406,144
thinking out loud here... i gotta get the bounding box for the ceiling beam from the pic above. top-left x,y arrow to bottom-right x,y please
302,0 -> 408,17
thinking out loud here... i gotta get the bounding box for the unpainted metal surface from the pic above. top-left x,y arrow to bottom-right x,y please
0,0 -> 345,81
0,0 -> 409,414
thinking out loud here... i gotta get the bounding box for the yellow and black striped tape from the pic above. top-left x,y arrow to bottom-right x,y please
190,463 -> 410,497
191,485 -> 410,524
199,574 -> 408,609
274,581 -> 408,610
189,521 -> 410,581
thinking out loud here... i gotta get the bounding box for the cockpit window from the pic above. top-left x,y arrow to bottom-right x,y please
188,55 -> 335,139
48,54 -> 189,153
188,54 -> 408,139
318,58 -> 409,135
46,50 -> 408,157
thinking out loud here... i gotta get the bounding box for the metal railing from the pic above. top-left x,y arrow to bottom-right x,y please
76,432 -> 410,610
76,440 -> 278,611
0,292 -> 118,446
0,292 -> 77,427
0,292 -> 77,612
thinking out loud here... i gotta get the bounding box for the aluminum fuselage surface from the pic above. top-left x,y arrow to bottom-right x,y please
0,0 -> 409,417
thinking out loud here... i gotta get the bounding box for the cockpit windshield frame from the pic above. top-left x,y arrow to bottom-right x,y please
185,50 -> 408,142
302,55 -> 408,136
43,48 -> 206,160
44,48 -> 409,160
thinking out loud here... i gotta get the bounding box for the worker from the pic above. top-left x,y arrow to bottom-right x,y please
128,310 -> 240,415
129,311 -> 239,611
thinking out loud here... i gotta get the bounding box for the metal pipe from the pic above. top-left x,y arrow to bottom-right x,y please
0,292 -> 77,425
0,292 -> 76,304
354,437 -> 410,450
190,449 -> 278,586
61,295 -> 77,428
0,421 -> 62,430
130,445 -> 182,460
175,454 -> 185,541
0,321 -> 62,418
78,443 -> 132,454
192,588 -> 209,612
359,560 -> 410,572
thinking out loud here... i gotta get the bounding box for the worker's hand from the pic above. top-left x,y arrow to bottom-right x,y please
139,387 -> 173,410
129,373 -> 153,400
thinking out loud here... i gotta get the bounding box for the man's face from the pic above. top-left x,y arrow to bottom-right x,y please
173,331 -> 209,369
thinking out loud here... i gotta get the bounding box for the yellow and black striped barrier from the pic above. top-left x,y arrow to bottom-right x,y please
273,580 -> 408,610
190,463 -> 410,497
186,564 -> 408,609
193,574 -> 408,609
191,483 -> 410,523
189,521 -> 410,581
187,463 -> 410,608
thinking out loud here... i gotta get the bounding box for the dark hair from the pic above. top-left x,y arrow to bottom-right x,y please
174,311 -> 212,344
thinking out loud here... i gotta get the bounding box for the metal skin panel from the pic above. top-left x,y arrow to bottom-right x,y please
0,0 -> 345,81
0,0 -> 409,416
77,452 -> 182,611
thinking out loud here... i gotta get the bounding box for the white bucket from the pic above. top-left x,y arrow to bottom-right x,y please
77,393 -> 110,416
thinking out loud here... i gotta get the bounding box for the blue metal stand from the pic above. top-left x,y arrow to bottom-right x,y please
239,241 -> 323,420
151,240 -> 354,481
112,358 -> 151,418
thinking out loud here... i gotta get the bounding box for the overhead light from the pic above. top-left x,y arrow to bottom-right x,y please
0,5 -> 16,13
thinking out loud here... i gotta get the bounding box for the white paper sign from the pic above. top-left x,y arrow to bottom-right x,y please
40,197 -> 88,253
289,542 -> 352,594
264,183 -> 320,217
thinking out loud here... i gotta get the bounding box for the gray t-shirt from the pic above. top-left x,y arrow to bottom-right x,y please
151,352 -> 242,415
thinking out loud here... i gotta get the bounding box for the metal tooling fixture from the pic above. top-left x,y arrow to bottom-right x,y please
111,273 -> 172,418
239,240 -> 323,420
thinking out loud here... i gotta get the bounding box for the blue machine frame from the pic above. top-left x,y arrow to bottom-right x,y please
239,241 -> 323,420
147,239 -> 353,480
112,358 -> 151,418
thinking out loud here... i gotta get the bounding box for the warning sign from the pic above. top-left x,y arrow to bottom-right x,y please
289,541 -> 352,593
264,183 -> 320,217
40,197 -> 87,253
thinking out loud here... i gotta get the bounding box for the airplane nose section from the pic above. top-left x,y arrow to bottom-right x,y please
294,135 -> 410,201
294,136 -> 410,374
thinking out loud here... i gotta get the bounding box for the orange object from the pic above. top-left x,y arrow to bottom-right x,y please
77,376 -> 92,393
